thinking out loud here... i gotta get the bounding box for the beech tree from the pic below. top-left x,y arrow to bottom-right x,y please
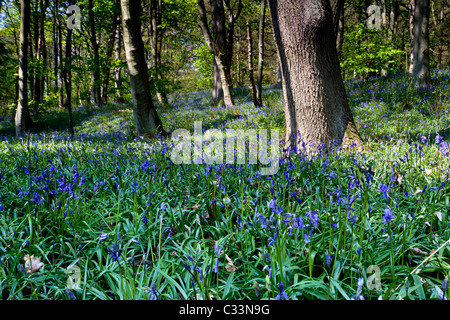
120,0 -> 166,137
268,0 -> 364,152
15,0 -> 31,137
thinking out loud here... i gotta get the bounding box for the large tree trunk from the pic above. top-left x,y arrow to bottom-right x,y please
120,0 -> 166,137
15,0 -> 31,137
212,60 -> 223,104
256,0 -> 266,105
88,0 -> 102,106
412,0 -> 431,88
268,0 -> 364,153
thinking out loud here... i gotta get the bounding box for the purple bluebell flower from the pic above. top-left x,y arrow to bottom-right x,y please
276,281 -> 289,300
382,208 -> 395,223
65,289 -> 77,300
107,244 -> 120,262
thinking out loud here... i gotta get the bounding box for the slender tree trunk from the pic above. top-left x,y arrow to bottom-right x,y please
268,0 -> 364,153
16,0 -> 31,137
101,1 -> 120,105
256,0 -> 266,105
197,0 -> 234,107
88,0 -> 102,106
409,0 -> 415,74
247,21 -> 260,107
330,0 -> 344,56
412,0 -> 431,88
149,0 -> 168,104
114,22 -> 124,102
64,24 -> 74,136
120,0 -> 166,137
437,0 -> 444,68
275,62 -> 281,89
53,0 -> 59,106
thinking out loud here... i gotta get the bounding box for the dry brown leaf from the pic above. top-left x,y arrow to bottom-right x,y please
24,254 -> 44,274
225,254 -> 238,272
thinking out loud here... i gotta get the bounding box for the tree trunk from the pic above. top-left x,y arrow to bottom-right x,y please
101,1 -> 120,105
197,0 -> 241,107
88,0 -> 102,106
330,0 -> 344,56
268,0 -> 364,153
274,62 -> 281,89
210,0 -> 227,105
212,60 -> 223,104
120,0 -> 166,137
409,0 -> 415,74
64,21 -> 74,136
412,0 -> 431,88
114,22 -> 124,102
437,0 -> 444,68
247,21 -> 260,108
53,0 -> 59,106
149,0 -> 168,105
256,0 -> 266,105
15,0 -> 31,137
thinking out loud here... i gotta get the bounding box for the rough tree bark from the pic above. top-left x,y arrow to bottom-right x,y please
268,0 -> 365,153
412,0 -> 431,88
120,0 -> 166,137
15,0 -> 31,137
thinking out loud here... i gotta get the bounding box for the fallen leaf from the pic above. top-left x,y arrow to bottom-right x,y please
24,254 -> 44,274
410,247 -> 427,255
225,254 -> 238,272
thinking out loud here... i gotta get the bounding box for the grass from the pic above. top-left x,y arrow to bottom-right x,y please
0,69 -> 449,300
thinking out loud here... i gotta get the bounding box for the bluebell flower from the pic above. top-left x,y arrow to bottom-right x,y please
142,214 -> 148,226
65,289 -> 77,300
382,208 -> 395,223
276,281 -> 289,300
435,286 -> 447,300
107,244 -> 120,262
326,252 -> 334,267
351,278 -> 365,300
436,134 -> 443,144
213,242 -> 222,273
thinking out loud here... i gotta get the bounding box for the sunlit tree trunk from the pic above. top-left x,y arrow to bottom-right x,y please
15,0 -> 31,137
121,0 -> 166,137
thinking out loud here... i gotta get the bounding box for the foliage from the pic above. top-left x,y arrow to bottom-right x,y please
340,24 -> 404,79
